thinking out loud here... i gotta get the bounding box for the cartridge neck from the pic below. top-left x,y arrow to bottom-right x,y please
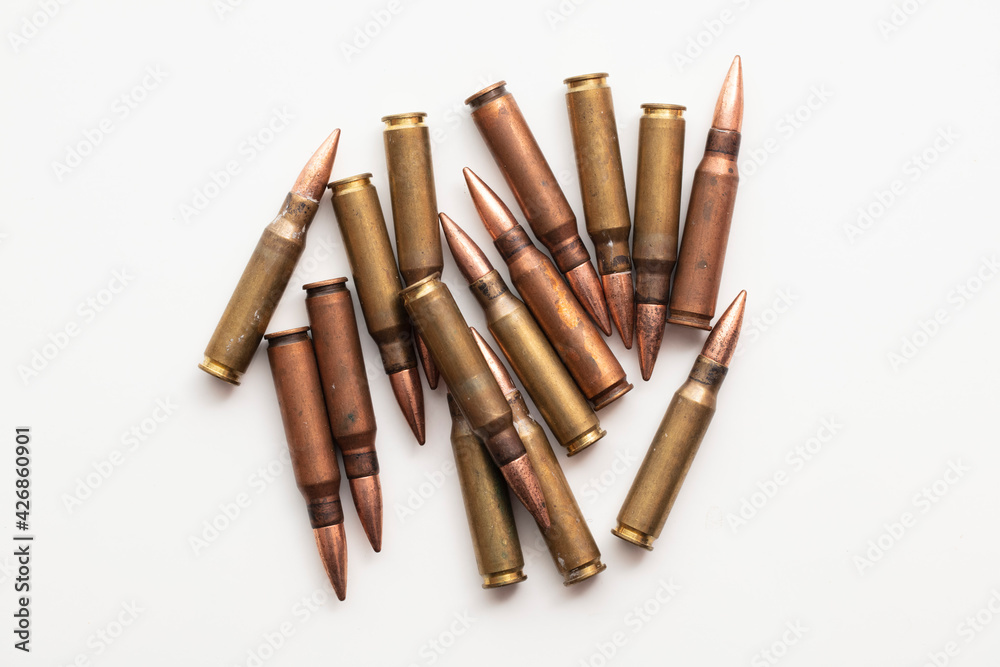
493,226 -> 534,263
306,496 -> 344,529
470,270 -> 509,305
690,354 -> 728,388
705,128 -> 741,157
272,192 -> 320,234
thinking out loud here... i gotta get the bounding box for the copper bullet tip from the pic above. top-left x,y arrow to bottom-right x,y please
565,263 -> 613,336
499,453 -> 551,530
313,523 -> 348,600
389,368 -> 426,444
463,168 -> 519,239
713,56 -> 743,133
292,129 -> 341,202
636,303 -> 668,381
603,273 -> 635,348
349,475 -> 383,552
440,212 -> 494,283
470,328 -> 517,398
701,290 -> 746,367
414,334 -> 439,390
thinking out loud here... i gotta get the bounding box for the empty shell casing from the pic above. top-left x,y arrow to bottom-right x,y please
564,73 -> 634,345
447,393 -> 526,588
382,112 -> 442,390
200,193 -> 318,385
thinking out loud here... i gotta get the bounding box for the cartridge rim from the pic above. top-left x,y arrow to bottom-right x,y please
564,425 -> 607,456
198,357 -> 242,385
303,277 -> 348,292
563,72 -> 610,86
590,379 -> 634,411
381,111 -> 428,126
263,326 -> 310,343
641,103 -> 686,111
563,559 -> 607,586
464,80 -> 508,107
482,568 -> 527,589
611,523 -> 655,550
328,173 -> 373,192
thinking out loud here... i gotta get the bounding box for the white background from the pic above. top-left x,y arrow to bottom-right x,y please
3,0 -> 1000,665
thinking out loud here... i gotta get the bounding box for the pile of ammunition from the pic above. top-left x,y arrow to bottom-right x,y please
197,56 -> 748,600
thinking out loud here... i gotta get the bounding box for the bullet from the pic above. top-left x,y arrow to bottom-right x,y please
328,173 -> 425,445
465,81 -> 611,335
669,56 -> 744,330
264,327 -> 347,600
464,168 -> 633,410
473,330 -> 607,585
382,112 -> 442,390
199,130 -> 340,385
400,274 -> 551,530
633,103 -> 686,380
613,291 -> 746,550
440,212 -> 605,456
303,278 -> 382,552
564,73 -> 634,347
447,393 -> 527,589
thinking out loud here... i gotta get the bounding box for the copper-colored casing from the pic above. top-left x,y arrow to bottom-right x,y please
465,83 -> 598,286
668,128 -> 740,330
614,355 -> 726,549
264,327 -> 344,529
328,174 -> 419,376
200,194 -> 318,385
564,74 -> 633,280
469,270 -> 605,455
493,227 -> 632,409
400,276 -> 526,467
447,394 -> 526,589
634,104 -> 685,309
303,278 -> 378,481
506,386 -> 605,585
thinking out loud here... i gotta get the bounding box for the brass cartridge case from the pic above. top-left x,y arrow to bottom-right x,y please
475,331 -> 605,585
668,131 -> 740,330
495,226 -> 632,410
400,274 -> 550,529
633,104 -> 686,312
465,81 -> 610,333
448,393 -> 527,589
613,355 -> 726,549
382,112 -> 442,390
303,278 -> 382,550
564,73 -> 634,346
200,193 -> 318,385
470,269 -> 605,455
329,173 -> 425,443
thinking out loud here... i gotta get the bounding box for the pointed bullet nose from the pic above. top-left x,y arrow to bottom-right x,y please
470,327 -> 517,397
463,168 -> 518,238
635,303 -> 667,381
500,454 -> 551,531
314,523 -> 348,600
389,368 -> 426,444
293,129 -> 341,201
713,57 -> 744,133
439,212 -> 494,283
349,476 -> 384,552
414,334 -> 439,390
602,273 -> 635,348
701,290 -> 747,367
565,263 -> 613,336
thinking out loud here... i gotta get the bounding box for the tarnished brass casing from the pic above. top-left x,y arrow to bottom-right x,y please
465,81 -> 608,329
200,194 -> 319,385
400,276 -> 525,467
613,355 -> 726,549
470,269 -> 605,455
328,174 -> 418,375
264,327 -> 344,530
668,128 -> 740,330
493,227 -> 632,410
633,104 -> 685,311
447,394 -> 526,589
303,278 -> 378,483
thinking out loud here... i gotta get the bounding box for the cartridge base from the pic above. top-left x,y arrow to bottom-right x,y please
611,523 -> 655,551
198,356 -> 242,385
482,568 -> 527,589
563,559 -> 607,586
564,425 -> 607,457
590,378 -> 634,411
666,309 -> 713,331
